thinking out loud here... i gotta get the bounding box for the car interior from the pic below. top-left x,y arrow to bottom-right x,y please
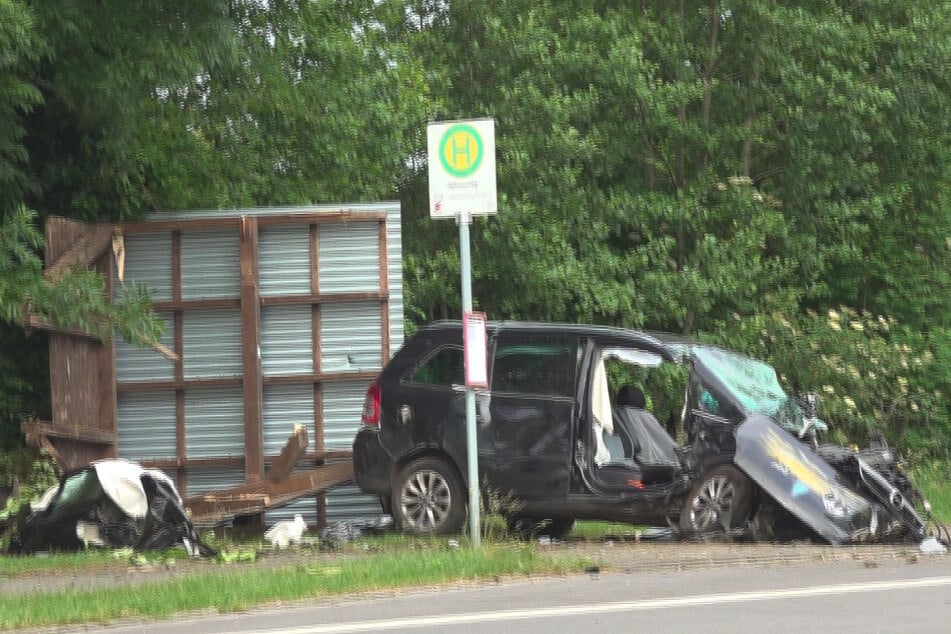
589,347 -> 686,489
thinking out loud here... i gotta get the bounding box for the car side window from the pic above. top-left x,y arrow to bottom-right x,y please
690,378 -> 739,420
491,333 -> 576,396
404,345 -> 464,386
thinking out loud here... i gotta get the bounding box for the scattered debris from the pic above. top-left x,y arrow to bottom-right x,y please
919,537 -> 948,555
184,426 -> 354,525
264,513 -> 307,549
318,516 -> 393,545
4,459 -> 214,557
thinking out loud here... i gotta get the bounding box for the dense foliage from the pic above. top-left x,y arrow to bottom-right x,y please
0,1 -> 948,457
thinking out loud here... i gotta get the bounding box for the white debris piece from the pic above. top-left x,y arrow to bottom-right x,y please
264,513 -> 307,549
76,520 -> 105,547
919,537 -> 948,555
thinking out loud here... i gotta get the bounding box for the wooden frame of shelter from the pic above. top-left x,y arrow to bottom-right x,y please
23,206 -> 398,525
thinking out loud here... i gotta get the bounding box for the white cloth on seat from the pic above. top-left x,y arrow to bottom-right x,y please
591,359 -> 614,466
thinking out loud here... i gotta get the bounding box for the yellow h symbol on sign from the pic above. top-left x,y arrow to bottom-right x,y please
440,124 -> 483,178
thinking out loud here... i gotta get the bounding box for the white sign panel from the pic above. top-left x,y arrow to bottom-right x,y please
463,311 -> 489,389
427,118 -> 497,218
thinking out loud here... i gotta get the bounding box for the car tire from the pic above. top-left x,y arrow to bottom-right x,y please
679,464 -> 753,534
506,516 -> 575,540
392,457 -> 466,535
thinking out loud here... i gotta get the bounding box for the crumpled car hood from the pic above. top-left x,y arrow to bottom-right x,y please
734,415 -> 877,544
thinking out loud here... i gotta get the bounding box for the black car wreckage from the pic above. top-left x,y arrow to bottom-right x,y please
354,321 -> 948,547
3,459 -> 214,556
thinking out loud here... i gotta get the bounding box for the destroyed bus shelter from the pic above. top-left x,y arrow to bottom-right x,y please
24,203 -> 404,526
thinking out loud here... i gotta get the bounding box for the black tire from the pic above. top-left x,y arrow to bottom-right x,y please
506,516 -> 575,540
392,457 -> 466,535
679,464 -> 753,534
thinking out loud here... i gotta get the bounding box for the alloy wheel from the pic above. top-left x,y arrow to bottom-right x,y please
399,469 -> 453,532
687,474 -> 736,532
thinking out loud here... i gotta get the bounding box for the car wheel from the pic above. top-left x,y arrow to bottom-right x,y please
392,457 -> 466,535
506,516 -> 575,540
679,464 -> 753,534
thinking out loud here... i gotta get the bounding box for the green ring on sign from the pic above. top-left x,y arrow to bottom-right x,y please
439,124 -> 484,178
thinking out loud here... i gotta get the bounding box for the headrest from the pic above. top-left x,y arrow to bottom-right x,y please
616,385 -> 646,409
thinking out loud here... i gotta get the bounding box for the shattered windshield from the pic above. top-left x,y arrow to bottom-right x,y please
692,346 -> 804,432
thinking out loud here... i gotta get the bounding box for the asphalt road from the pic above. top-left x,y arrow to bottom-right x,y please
85,551 -> 951,634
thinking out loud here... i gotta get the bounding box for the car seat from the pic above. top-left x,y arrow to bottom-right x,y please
614,385 -> 681,483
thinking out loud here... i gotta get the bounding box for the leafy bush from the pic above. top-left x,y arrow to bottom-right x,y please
0,447 -> 59,522
714,308 -> 949,455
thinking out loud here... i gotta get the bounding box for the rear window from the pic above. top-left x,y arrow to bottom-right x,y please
403,345 -> 464,387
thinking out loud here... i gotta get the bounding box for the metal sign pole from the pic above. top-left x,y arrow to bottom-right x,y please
427,118 -> 495,548
458,211 -> 481,547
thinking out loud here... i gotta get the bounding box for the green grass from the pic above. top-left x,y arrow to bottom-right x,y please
569,521 -> 643,540
0,549 -> 123,577
913,460 -> 951,523
0,544 -> 592,630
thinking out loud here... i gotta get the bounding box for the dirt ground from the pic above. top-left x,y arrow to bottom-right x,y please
1,539 -> 933,598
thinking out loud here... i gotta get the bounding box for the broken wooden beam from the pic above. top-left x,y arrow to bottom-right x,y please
22,307 -> 179,361
21,419 -> 116,445
266,424 -> 309,483
184,461 -> 355,524
22,312 -> 102,341
44,224 -> 115,283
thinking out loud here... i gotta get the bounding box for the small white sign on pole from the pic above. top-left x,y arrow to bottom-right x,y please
427,119 -> 497,218
463,311 -> 488,389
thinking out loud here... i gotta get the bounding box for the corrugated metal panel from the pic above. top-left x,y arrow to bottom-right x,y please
320,303 -> 382,373
317,222 -> 380,292
386,205 -> 405,356
321,380 -> 370,449
182,309 -> 243,378
263,486 -> 384,526
119,232 -> 173,301
259,225 -> 311,297
116,391 -> 177,460
185,466 -> 245,497
264,495 -> 318,526
325,484 -> 385,522
262,384 -> 315,454
261,305 -> 313,377
180,230 -> 240,299
115,312 -> 175,382
184,387 -> 245,458
114,203 -> 405,526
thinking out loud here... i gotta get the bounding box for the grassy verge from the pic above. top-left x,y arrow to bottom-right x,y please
913,461 -> 951,523
0,544 -> 593,630
0,549 -> 124,577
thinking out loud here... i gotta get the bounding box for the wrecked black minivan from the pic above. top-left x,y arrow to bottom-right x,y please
353,321 -> 937,544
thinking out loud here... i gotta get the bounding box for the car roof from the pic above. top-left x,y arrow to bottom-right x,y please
419,320 -> 678,361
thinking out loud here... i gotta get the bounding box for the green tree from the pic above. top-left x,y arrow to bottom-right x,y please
0,1 -> 431,449
402,0 -> 951,449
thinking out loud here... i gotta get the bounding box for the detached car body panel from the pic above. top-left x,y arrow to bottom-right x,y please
735,415 -> 878,544
4,459 -> 214,556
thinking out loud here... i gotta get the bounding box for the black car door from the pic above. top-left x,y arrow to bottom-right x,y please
481,329 -> 578,499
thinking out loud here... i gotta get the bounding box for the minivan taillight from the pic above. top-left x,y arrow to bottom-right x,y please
361,380 -> 381,428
